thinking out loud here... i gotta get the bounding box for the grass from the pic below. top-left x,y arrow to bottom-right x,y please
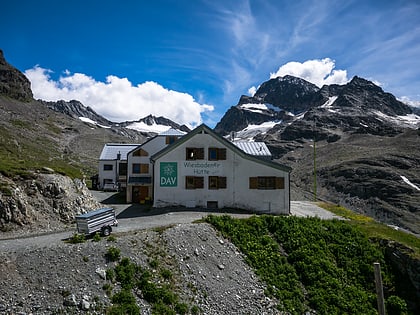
318,202 -> 420,258
0,125 -> 93,179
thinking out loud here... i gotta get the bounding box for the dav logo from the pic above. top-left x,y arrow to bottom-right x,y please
160,162 -> 177,187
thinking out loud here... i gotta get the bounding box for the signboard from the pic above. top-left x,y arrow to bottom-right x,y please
182,161 -> 223,175
160,162 -> 177,187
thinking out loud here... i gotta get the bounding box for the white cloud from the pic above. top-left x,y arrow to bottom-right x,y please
270,58 -> 349,87
248,86 -> 257,96
399,96 -> 420,108
24,66 -> 214,128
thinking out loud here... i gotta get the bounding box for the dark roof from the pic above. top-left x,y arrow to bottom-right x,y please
151,124 -> 292,173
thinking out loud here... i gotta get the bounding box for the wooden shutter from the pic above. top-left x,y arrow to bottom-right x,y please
196,148 -> 204,160
218,148 -> 227,160
195,176 -> 204,188
276,177 -> 285,189
219,177 -> 227,189
249,177 -> 258,189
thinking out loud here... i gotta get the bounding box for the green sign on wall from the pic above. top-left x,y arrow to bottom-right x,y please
160,162 -> 177,187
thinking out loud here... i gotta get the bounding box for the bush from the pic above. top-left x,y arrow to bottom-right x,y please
386,295 -> 408,315
92,232 -> 101,242
105,246 -> 121,262
107,235 -> 117,242
67,233 -> 85,244
109,289 -> 139,315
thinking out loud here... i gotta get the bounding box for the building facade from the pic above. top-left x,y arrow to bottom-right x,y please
151,125 -> 291,214
125,128 -> 185,203
98,143 -> 140,190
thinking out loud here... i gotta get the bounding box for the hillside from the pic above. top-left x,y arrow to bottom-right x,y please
0,215 -> 418,314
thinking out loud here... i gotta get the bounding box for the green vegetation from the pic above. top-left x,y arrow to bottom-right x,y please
66,233 -> 86,244
105,246 -> 121,262
103,250 -> 197,315
92,232 -> 101,242
319,202 -> 420,258
206,214 -> 410,315
0,126 -> 90,179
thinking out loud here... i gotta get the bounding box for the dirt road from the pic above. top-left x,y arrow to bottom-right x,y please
0,191 -> 340,252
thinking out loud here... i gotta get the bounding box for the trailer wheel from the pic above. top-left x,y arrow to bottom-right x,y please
102,226 -> 111,237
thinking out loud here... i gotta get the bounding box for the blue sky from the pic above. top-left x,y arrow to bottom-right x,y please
2,0 -> 419,127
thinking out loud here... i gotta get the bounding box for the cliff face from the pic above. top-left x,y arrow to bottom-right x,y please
0,172 -> 102,235
0,50 -> 33,102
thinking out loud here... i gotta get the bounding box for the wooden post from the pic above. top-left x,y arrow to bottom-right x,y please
374,262 -> 386,315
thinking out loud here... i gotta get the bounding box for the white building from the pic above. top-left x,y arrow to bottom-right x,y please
98,143 -> 140,190
125,128 -> 185,203
151,124 -> 291,214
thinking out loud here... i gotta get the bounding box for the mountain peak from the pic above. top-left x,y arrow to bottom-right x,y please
0,49 -> 33,101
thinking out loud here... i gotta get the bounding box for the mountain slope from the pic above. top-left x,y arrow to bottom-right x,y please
216,75 -> 420,235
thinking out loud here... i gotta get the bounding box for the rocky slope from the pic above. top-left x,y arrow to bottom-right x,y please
0,171 -> 101,237
0,223 -> 278,315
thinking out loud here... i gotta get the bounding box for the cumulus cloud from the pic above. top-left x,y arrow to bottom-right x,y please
24,66 -> 213,127
270,58 -> 349,87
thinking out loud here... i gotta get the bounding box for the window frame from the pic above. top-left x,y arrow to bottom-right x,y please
103,164 -> 113,171
249,176 -> 285,190
186,147 -> 204,160
185,176 -> 204,189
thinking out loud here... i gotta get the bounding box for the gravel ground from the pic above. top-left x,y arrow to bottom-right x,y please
0,191 -> 339,314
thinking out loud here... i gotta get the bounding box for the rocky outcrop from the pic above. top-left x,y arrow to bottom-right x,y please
381,240 -> 420,313
0,172 -> 102,235
0,50 -> 33,102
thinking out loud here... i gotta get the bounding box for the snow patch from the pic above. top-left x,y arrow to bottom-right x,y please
126,121 -> 171,133
373,111 -> 420,128
234,121 -> 279,140
79,117 -> 111,128
320,96 -> 338,108
239,103 -> 281,114
400,176 -> 420,191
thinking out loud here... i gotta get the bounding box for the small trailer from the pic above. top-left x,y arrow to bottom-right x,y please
76,207 -> 118,236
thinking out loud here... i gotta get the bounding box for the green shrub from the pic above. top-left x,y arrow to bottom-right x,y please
92,232 -> 101,242
109,289 -> 139,315
160,268 -> 172,280
386,295 -> 408,315
175,302 -> 189,314
152,301 -> 176,315
115,257 -> 136,289
67,233 -> 85,244
191,305 -> 200,314
107,235 -> 117,242
106,268 -> 115,282
105,246 -> 121,262
149,258 -> 159,269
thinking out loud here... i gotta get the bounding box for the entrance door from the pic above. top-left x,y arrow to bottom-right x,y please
139,186 -> 149,200
132,186 -> 149,203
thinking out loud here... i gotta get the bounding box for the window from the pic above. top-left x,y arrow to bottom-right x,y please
249,177 -> 285,190
209,176 -> 227,189
208,148 -> 227,160
133,148 -> 148,156
185,176 -> 204,189
186,148 -> 204,160
165,136 -> 178,144
118,163 -> 127,176
133,163 -> 149,174
103,164 -> 113,171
